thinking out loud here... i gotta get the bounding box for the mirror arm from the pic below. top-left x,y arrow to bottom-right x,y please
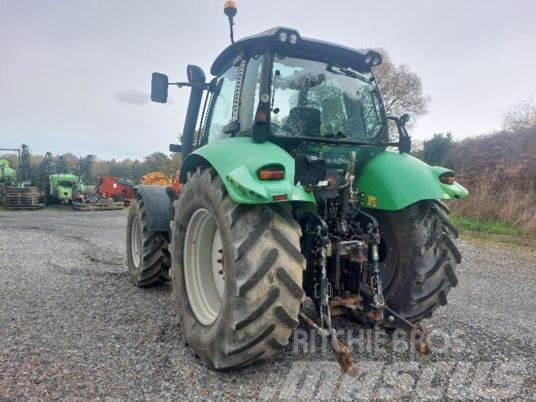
169,82 -> 210,90
386,115 -> 411,154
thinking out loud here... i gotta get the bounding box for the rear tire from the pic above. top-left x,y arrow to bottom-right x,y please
171,167 -> 305,369
126,195 -> 171,287
368,200 -> 461,324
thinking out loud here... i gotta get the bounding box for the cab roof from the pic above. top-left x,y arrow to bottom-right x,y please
210,26 -> 381,76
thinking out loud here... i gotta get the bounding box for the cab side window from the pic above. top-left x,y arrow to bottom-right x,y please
207,64 -> 239,143
238,53 -> 264,133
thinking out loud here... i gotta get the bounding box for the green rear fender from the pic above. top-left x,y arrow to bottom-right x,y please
357,151 -> 468,210
180,137 -> 316,205
181,138 -> 468,210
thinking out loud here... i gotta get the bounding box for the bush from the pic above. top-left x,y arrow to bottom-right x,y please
446,127 -> 536,237
421,132 -> 453,166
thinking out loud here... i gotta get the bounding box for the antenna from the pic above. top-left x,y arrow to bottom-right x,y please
223,0 -> 238,44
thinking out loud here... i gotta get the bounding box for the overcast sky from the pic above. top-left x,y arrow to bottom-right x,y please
1,0 -> 535,160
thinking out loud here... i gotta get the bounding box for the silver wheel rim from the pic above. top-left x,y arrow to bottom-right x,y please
184,208 -> 225,325
131,216 -> 142,267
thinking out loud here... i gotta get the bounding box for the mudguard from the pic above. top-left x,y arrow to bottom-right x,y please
356,151 -> 468,211
133,185 -> 173,232
181,138 -> 468,211
180,137 -> 316,205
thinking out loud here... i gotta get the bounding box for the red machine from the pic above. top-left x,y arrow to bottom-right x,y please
96,176 -> 135,203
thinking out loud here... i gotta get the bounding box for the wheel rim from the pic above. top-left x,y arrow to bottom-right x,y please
184,208 -> 225,325
131,216 -> 142,267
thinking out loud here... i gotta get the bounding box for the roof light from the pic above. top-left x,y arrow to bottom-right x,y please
364,51 -> 382,67
289,34 -> 298,45
278,32 -> 288,42
223,0 -> 237,17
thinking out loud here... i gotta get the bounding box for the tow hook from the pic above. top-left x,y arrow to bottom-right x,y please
384,306 -> 432,355
299,312 -> 359,376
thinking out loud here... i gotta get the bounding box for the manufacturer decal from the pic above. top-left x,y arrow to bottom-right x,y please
367,195 -> 378,208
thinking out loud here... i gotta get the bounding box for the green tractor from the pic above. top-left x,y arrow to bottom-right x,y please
48,173 -> 84,203
126,3 -> 467,373
0,159 -> 17,188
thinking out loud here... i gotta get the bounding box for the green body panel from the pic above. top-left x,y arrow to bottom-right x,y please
303,144 -> 468,210
356,149 -> 468,210
182,139 -> 468,210
0,159 -> 17,186
182,137 -> 315,205
49,173 -> 80,201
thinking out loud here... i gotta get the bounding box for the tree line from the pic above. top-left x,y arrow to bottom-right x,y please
0,151 -> 182,185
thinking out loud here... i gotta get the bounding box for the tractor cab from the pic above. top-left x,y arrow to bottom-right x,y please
206,27 -> 388,148
152,27 -> 414,162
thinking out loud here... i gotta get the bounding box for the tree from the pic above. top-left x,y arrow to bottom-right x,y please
421,132 -> 453,166
143,152 -> 170,173
79,154 -> 95,181
166,152 -> 182,174
502,98 -> 536,131
373,50 -> 431,123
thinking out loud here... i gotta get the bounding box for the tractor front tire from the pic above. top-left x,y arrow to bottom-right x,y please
170,167 -> 305,370
126,195 -> 171,287
369,200 -> 461,324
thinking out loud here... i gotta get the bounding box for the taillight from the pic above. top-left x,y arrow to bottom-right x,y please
439,172 -> 455,185
258,166 -> 285,180
272,194 -> 288,201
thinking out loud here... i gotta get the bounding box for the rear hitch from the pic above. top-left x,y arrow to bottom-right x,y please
297,210 -> 358,376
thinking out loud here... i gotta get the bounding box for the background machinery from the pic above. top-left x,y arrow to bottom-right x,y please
0,159 -> 17,188
0,144 -> 43,210
96,176 -> 135,203
48,173 -> 84,203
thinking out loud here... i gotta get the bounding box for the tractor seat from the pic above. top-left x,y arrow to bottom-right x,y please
282,106 -> 321,137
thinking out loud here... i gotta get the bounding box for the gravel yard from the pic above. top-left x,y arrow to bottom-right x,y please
1,208 -> 535,399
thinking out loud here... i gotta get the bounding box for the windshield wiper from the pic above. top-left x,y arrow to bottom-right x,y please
323,131 -> 347,139
326,65 -> 372,84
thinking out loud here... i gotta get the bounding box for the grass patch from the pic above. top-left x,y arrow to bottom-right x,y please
451,215 -> 523,237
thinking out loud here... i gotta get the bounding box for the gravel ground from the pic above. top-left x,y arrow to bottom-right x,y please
1,208 -> 535,399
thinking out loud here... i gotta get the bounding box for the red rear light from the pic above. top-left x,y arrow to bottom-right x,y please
272,194 -> 288,201
439,172 -> 455,185
258,166 -> 285,180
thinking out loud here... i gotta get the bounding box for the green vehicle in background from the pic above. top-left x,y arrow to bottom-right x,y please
48,173 -> 84,203
0,159 -> 17,187
126,4 -> 468,374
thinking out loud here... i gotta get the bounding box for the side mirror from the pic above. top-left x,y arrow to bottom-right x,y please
151,72 -> 169,103
399,136 -> 412,153
387,115 -> 412,153
169,143 -> 182,153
